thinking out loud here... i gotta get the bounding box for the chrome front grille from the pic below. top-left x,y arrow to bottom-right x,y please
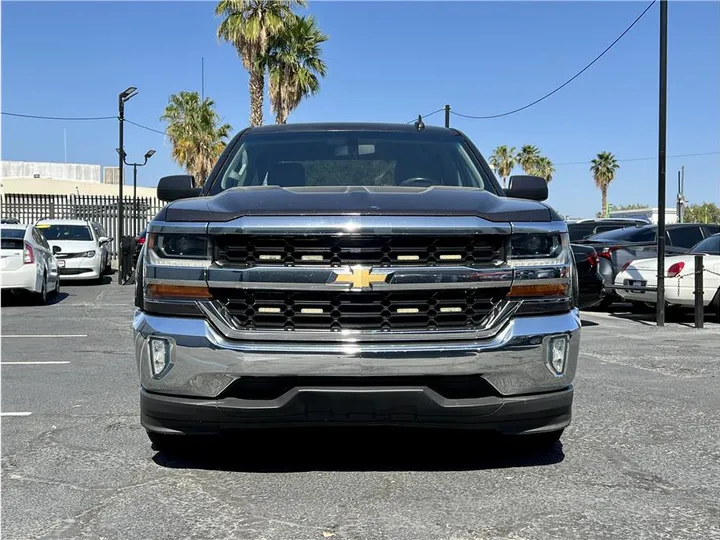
214,234 -> 505,267
211,288 -> 509,332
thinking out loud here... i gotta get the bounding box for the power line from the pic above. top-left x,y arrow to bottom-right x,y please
1,111 -> 116,121
406,108 -> 444,124
125,119 -> 167,136
555,150 -> 720,166
451,0 -> 657,120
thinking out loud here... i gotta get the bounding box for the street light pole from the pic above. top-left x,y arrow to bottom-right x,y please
123,149 -> 155,238
117,87 -> 137,283
656,0 -> 668,327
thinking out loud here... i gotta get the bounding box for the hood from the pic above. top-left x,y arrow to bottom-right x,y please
48,239 -> 97,254
162,185 -> 556,223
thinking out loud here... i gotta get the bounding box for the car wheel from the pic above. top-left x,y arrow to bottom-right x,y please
35,275 -> 48,305
52,276 -> 60,298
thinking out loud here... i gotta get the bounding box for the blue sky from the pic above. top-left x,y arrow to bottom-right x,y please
2,1 -> 719,218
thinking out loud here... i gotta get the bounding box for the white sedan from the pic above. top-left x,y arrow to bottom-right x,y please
36,219 -> 112,283
1,223 -> 61,304
614,233 -> 720,315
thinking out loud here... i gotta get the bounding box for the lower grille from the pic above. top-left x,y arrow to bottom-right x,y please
219,375 -> 501,400
212,288 -> 509,332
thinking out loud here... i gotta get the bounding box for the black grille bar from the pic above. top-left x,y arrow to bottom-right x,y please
212,288 -> 509,332
214,235 -> 505,267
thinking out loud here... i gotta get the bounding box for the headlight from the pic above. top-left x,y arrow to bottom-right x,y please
510,234 -> 562,259
150,234 -> 209,260
82,250 -> 96,258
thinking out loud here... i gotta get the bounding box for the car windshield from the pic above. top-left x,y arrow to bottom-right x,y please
37,224 -> 93,241
585,226 -> 655,243
207,130 -> 494,195
691,235 -> 720,255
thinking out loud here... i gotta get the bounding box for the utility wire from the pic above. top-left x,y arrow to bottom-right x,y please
125,119 -> 167,136
1,111 -> 116,121
451,0 -> 657,120
406,108 -> 444,124
556,150 -> 720,166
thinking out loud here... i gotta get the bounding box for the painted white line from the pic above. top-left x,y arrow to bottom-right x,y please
1,361 -> 71,365
2,335 -> 87,339
1,412 -> 32,417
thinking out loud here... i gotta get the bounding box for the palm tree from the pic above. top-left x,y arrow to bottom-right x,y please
590,151 -> 620,216
516,145 -> 541,175
216,0 -> 305,127
533,156 -> 555,183
160,91 -> 232,187
266,14 -> 328,124
488,145 -> 516,187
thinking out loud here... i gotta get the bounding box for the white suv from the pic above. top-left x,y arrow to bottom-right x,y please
36,219 -> 112,283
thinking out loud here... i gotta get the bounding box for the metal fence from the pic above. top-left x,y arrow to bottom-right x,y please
1,193 -> 165,258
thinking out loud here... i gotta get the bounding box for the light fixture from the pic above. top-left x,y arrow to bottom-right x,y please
120,86 -> 138,101
149,337 -> 171,378
144,149 -> 156,160
546,335 -> 569,376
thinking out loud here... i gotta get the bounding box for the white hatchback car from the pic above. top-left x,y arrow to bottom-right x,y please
35,219 -> 112,283
1,223 -> 61,304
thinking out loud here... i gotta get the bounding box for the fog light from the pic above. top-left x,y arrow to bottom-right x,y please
149,338 -> 170,378
546,335 -> 568,376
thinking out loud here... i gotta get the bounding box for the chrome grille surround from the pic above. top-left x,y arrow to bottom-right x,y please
144,217 -> 572,342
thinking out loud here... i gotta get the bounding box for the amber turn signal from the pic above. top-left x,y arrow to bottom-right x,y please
147,284 -> 212,299
508,283 -> 569,298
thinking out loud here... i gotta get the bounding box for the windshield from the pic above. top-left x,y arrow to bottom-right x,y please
585,226 -> 656,243
208,131 -> 494,195
37,224 -> 93,241
691,235 -> 720,255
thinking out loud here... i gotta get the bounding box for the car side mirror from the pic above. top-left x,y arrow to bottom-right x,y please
98,236 -> 112,245
52,245 -> 61,255
503,175 -> 548,201
157,175 -> 202,202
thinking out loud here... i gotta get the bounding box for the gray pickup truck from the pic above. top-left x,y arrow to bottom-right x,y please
133,122 -> 580,452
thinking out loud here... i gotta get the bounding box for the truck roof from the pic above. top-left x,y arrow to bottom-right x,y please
246,122 -> 456,136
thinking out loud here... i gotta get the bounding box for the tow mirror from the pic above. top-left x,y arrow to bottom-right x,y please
157,175 -> 201,202
503,175 -> 548,201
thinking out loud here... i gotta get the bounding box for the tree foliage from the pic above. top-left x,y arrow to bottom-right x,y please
684,202 -> 720,224
590,151 -> 620,216
160,91 -> 232,187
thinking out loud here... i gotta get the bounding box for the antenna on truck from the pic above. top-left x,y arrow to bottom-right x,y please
414,115 -> 425,131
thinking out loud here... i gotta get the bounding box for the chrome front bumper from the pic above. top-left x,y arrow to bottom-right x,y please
133,309 -> 581,399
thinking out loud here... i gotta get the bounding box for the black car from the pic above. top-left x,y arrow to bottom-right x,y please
571,244 -> 605,309
577,222 -> 720,307
567,218 -> 649,242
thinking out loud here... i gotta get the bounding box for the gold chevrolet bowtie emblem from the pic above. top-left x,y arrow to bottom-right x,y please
332,266 -> 390,289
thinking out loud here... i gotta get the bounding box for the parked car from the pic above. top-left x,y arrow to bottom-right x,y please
35,219 -> 113,283
1,223 -> 60,304
567,218 -> 649,242
90,221 -> 113,274
576,223 -> 720,307
571,244 -> 605,309
614,233 -> 720,318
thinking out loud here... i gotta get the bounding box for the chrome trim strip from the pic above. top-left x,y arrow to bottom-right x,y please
206,216 -> 512,236
197,299 -> 522,343
147,222 -> 209,235
206,265 -> 514,291
511,221 -> 569,234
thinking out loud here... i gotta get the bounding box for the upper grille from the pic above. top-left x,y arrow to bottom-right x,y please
214,235 -> 505,267
211,288 -> 509,332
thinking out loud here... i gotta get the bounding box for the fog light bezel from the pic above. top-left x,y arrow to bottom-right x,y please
148,336 -> 173,379
545,334 -> 569,377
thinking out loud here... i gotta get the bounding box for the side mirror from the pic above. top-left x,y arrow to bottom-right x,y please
503,175 -> 548,201
157,175 -> 202,202
98,236 -> 112,245
52,245 -> 61,255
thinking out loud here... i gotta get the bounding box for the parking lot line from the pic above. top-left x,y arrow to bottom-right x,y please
1,334 -> 87,339
1,361 -> 71,365
0,412 -> 32,417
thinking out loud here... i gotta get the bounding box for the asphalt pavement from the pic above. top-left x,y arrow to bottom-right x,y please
2,280 -> 720,540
